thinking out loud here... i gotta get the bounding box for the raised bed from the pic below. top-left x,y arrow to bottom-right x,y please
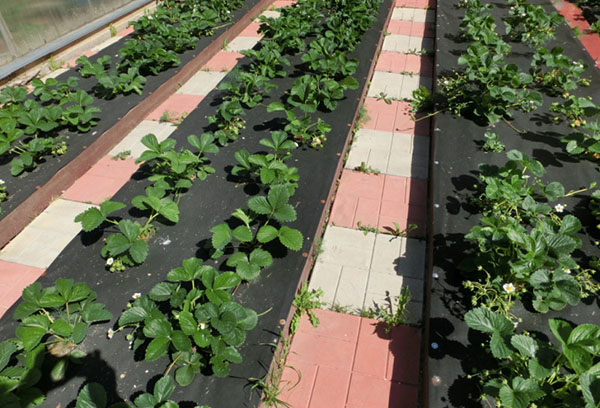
425,0 -> 600,406
0,0 -> 393,407
0,0 -> 271,249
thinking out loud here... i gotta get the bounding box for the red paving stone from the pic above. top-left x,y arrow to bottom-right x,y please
202,51 -> 244,71
62,155 -> 139,205
0,261 -> 45,317
272,0 -> 297,8
279,357 -> 318,408
329,170 -> 427,236
146,94 -> 204,121
375,52 -> 433,76
387,20 -> 433,37
281,310 -> 420,407
239,22 -> 263,37
362,98 -> 430,136
296,309 -> 361,342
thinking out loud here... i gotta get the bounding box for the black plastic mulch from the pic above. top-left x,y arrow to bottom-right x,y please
0,0 -> 261,222
428,0 -> 600,407
0,0 -> 392,406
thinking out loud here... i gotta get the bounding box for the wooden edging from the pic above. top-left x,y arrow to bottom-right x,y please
0,0 -> 273,250
256,1 -> 396,406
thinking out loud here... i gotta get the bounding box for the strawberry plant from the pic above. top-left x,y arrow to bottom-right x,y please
466,307 -> 600,407
207,100 -> 246,146
115,258 -> 257,383
231,131 -> 299,194
0,79 -> 100,176
530,47 -> 590,95
73,377 -> 210,408
505,0 -> 563,47
550,95 -> 600,127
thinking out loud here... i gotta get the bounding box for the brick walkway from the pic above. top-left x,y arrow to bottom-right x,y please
281,0 -> 435,405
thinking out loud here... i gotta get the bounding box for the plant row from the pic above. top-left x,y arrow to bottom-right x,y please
0,0 -> 384,406
0,0 -> 249,216
432,0 -> 600,406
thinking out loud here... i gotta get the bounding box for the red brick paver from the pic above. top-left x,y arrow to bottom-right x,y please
202,51 -> 244,72
146,94 -> 204,121
0,261 -> 45,317
375,52 -> 433,76
239,22 -> 263,37
280,310 -> 420,407
554,0 -> 600,68
329,170 -> 427,236
62,155 -> 139,205
362,98 -> 430,136
387,20 -> 433,37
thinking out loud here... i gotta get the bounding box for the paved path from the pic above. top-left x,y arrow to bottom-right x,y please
281,0 -> 435,405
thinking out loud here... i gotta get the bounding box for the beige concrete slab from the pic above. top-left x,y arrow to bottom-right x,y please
176,71 -> 227,96
260,10 -> 281,19
391,8 -> 435,23
91,36 -> 122,52
382,35 -> 433,53
0,199 -> 95,268
225,36 -> 261,52
345,129 -> 429,179
108,120 -> 176,159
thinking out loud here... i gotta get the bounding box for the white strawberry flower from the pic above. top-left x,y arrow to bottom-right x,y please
106,257 -> 114,266
554,203 -> 566,213
107,329 -> 115,339
132,292 -> 141,300
502,283 -> 516,294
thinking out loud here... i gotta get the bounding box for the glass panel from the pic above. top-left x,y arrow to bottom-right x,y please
0,0 -> 136,67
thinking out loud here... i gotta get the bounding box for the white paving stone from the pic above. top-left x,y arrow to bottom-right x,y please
109,120 -> 176,159
260,10 -> 281,19
382,34 -> 433,54
176,71 -> 227,96
41,68 -> 69,80
0,199 -> 95,268
310,225 -> 427,318
91,36 -> 122,52
345,129 -> 429,178
391,8 -> 435,23
225,36 -> 261,52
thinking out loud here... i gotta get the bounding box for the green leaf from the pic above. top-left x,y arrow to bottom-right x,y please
178,311 -> 197,336
511,334 -> 537,357
257,225 -> 278,243
75,208 -> 105,232
464,307 -> 513,335
580,372 -> 600,408
16,326 -> 46,351
149,282 -> 173,301
50,320 -> 72,337
211,224 -> 232,250
490,332 -> 512,359
76,383 -> 107,408
175,365 -> 195,387
232,225 -> 253,242
50,358 -> 68,382
0,341 -> 17,372
133,393 -> 157,408
153,375 -> 174,403
278,226 -> 303,251
267,102 -> 286,112
499,377 -> 543,408
247,196 -> 271,215
546,234 -> 577,255
145,336 -> 170,361
129,239 -> 149,264
560,214 -> 582,235
82,303 -> 112,324
119,306 -> 148,326
214,272 -> 241,290
72,322 -> 88,344
143,317 -> 172,338
238,308 -> 258,331
171,331 -> 192,352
